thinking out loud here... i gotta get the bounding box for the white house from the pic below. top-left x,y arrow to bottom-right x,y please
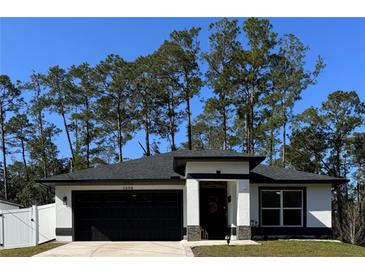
41,150 -> 347,242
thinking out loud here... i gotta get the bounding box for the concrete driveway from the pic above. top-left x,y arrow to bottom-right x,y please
34,241 -> 193,257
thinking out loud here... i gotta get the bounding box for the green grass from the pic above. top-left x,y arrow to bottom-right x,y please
0,242 -> 65,257
192,240 -> 365,257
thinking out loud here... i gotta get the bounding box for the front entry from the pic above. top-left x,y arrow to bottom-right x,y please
199,182 -> 228,240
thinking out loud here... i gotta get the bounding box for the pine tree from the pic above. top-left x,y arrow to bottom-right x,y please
168,27 -> 202,150
7,112 -> 32,180
153,46 -> 184,151
0,75 -> 21,199
203,18 -> 241,150
273,34 -> 325,166
43,66 -> 76,168
69,63 -> 100,168
95,55 -> 136,162
131,55 -> 160,156
232,18 -> 277,154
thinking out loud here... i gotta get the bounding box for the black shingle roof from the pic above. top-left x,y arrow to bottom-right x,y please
40,150 -> 347,184
251,164 -> 347,183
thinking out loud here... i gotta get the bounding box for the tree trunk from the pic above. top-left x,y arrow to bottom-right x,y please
335,184 -> 345,240
171,128 -> 176,151
269,128 -> 274,165
34,81 -> 48,178
246,84 -> 256,155
169,111 -> 176,151
20,138 -> 29,181
117,102 -> 123,163
222,104 -> 228,150
144,118 -> 151,156
244,92 -> 254,155
38,111 -> 48,178
167,94 -> 176,151
61,110 -> 75,169
282,120 -> 287,167
245,105 -> 254,154
143,98 -> 151,156
85,97 -> 90,168
186,96 -> 193,150
0,107 -> 8,200
250,102 -> 254,154
74,116 -> 81,169
334,141 -> 347,240
246,112 -> 250,153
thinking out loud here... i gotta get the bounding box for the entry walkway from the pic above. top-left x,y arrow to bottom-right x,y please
182,240 -> 260,247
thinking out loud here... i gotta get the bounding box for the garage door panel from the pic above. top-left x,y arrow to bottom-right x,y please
73,190 -> 183,241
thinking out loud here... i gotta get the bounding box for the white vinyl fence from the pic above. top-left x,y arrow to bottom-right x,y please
0,203 -> 55,249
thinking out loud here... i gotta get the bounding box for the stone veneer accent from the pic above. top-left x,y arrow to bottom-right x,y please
237,226 -> 251,240
187,225 -> 201,241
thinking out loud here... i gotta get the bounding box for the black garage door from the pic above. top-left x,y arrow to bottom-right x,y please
73,190 -> 183,241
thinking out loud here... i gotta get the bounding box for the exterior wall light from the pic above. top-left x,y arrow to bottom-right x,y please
62,196 -> 68,205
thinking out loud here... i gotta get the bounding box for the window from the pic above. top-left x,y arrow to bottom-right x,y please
260,189 -> 303,227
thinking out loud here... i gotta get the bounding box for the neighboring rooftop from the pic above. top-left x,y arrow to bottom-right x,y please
40,150 -> 347,184
0,199 -> 21,207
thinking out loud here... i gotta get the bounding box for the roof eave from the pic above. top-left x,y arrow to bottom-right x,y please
250,173 -> 349,184
39,178 -> 186,186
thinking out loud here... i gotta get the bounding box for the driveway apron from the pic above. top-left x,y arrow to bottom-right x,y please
34,241 -> 192,257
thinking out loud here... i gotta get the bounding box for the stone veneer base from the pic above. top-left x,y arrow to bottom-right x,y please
237,226 -> 251,240
187,225 -> 201,241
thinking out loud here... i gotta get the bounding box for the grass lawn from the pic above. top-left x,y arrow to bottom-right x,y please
0,242 -> 65,257
192,240 -> 365,257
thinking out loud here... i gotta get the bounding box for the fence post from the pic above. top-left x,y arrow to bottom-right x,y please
32,205 -> 39,246
0,210 -> 3,248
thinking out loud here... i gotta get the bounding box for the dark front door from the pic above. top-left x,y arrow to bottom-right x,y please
73,190 -> 183,241
200,183 -> 228,239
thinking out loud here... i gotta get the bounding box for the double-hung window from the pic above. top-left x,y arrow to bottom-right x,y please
260,189 -> 303,227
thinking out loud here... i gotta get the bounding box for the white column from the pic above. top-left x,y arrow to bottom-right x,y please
236,179 -> 250,226
186,179 -> 199,226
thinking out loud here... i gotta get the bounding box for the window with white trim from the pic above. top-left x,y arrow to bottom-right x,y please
260,189 -> 303,227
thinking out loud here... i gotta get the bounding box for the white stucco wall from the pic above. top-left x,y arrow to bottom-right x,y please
55,184 -> 186,241
185,179 -> 199,226
236,180 -> 250,226
306,184 -> 332,227
250,183 -> 332,228
185,161 -> 249,175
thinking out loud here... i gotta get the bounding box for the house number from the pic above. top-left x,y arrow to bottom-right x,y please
122,186 -> 133,190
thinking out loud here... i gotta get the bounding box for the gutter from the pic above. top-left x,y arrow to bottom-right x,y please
36,178 -> 186,186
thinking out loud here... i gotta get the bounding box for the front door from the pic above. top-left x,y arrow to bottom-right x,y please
200,182 -> 228,240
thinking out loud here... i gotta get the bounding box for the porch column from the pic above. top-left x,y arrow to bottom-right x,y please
236,179 -> 251,240
186,178 -> 200,241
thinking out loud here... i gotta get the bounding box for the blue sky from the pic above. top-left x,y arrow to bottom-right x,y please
0,18 -> 364,161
